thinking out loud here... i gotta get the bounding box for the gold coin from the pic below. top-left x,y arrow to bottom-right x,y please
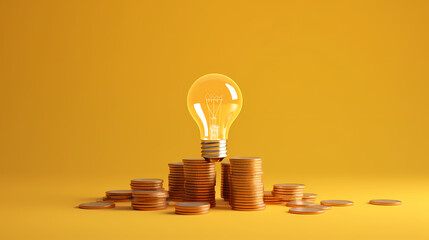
309,204 -> 331,210
131,178 -> 163,183
288,207 -> 324,214
286,200 -> 316,207
273,183 -> 305,189
169,162 -> 184,166
133,206 -> 168,211
369,199 -> 401,206
105,190 -> 132,196
176,202 -> 210,208
302,193 -> 317,199
321,200 -> 354,206
102,197 -> 130,202
104,196 -> 131,200
79,202 -> 115,209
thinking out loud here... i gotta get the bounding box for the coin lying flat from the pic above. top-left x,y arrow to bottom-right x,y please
286,200 -> 316,207
320,200 -> 354,206
106,190 -> 132,195
310,204 -> 331,210
274,184 -> 305,189
369,199 -> 401,206
288,207 -> 324,215
79,202 -> 115,209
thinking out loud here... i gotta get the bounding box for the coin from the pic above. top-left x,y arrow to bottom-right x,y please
286,200 -> 316,207
369,199 -> 402,206
131,178 -> 163,184
102,197 -> 130,202
106,190 -> 132,196
176,202 -> 210,208
79,202 -> 115,209
288,207 -> 324,215
274,183 -> 305,189
307,204 -> 331,210
321,200 -> 354,206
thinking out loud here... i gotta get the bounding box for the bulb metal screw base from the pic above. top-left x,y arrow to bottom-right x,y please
201,140 -> 227,162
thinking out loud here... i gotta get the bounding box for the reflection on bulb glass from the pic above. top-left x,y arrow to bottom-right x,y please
187,74 -> 243,162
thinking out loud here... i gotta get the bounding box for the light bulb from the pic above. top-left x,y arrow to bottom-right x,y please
187,73 -> 243,162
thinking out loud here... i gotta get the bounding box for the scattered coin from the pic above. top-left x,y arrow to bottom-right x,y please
288,207 -> 324,215
310,204 -> 331,210
79,202 -> 115,209
286,200 -> 316,207
321,200 -> 354,206
369,199 -> 402,206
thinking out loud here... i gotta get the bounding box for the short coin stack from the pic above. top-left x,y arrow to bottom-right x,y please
302,193 -> 317,202
175,202 -> 210,215
130,179 -> 163,191
168,162 -> 185,201
263,191 -> 283,205
230,157 -> 265,211
272,184 -> 305,202
221,162 -> 231,202
183,158 -> 216,207
131,190 -> 168,210
103,190 -> 132,202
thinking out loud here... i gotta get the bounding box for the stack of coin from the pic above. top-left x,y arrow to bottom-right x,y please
103,190 -> 132,202
168,162 -> 185,201
302,193 -> 317,202
175,202 -> 210,215
263,191 -> 283,205
272,184 -> 305,202
131,190 -> 168,210
183,158 -> 216,207
130,179 -> 163,191
230,157 -> 265,211
221,162 -> 231,202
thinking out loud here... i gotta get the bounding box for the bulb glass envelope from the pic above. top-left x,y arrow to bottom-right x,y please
187,74 -> 243,140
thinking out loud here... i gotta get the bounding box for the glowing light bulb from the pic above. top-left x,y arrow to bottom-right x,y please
187,74 -> 243,162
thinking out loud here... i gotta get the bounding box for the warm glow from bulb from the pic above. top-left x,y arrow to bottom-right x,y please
187,74 -> 243,140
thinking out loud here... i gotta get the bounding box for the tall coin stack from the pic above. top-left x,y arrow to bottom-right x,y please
183,158 -> 216,207
272,184 -> 305,202
131,190 -> 168,211
221,162 -> 231,202
168,162 -> 185,201
230,157 -> 265,211
130,179 -> 163,191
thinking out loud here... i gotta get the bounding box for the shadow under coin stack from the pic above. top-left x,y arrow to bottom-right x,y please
103,190 -> 132,202
130,179 -> 163,191
175,202 -> 210,215
183,158 -> 216,207
230,157 -> 265,211
168,162 -> 185,202
131,190 -> 168,210
221,162 -> 231,202
263,191 -> 283,205
272,184 -> 305,203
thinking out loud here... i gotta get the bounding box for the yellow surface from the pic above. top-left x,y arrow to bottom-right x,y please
1,0 -> 428,239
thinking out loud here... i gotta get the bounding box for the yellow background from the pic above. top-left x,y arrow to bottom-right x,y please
1,0 -> 428,239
